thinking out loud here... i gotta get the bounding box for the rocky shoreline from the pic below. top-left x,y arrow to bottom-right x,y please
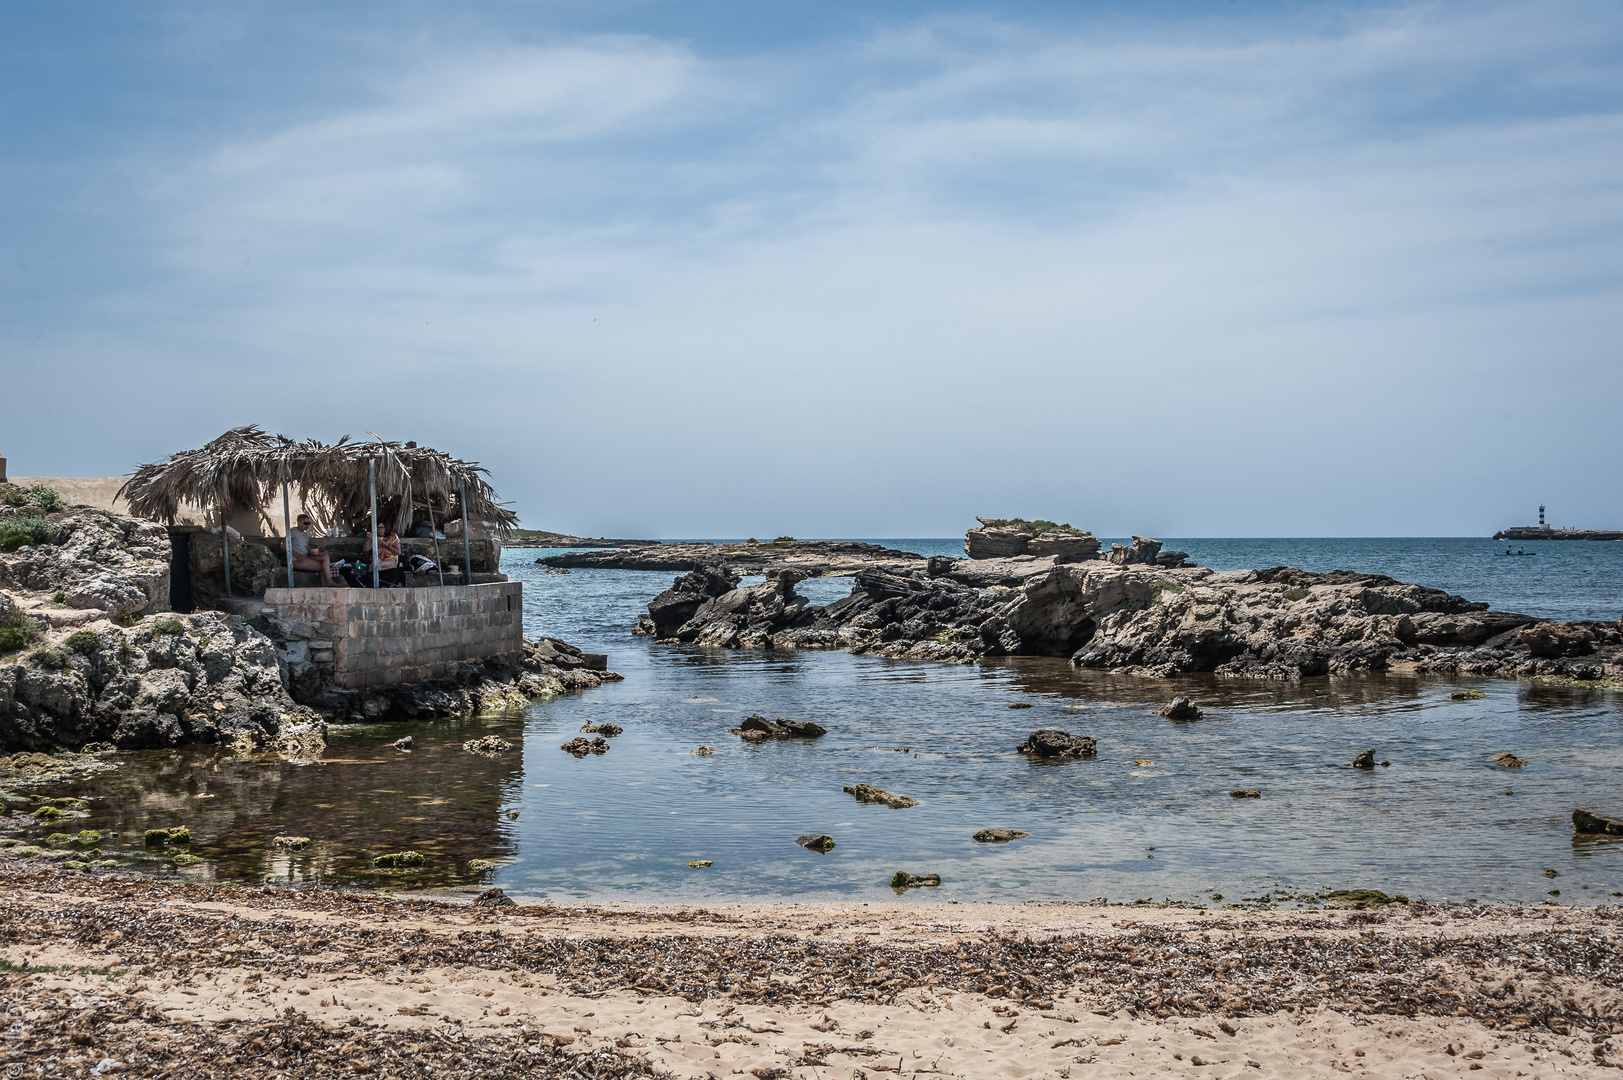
1,503 -> 619,753
631,521 -> 1622,682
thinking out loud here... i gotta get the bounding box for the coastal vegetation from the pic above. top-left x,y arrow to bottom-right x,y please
0,513 -> 52,552
975,517 -> 1083,535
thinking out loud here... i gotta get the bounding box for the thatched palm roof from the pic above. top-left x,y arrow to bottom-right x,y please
118,426 -> 517,537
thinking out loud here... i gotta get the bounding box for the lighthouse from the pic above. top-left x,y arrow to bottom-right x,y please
1539,504 -> 1546,528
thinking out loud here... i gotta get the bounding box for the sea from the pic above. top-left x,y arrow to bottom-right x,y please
46,537 -> 1623,908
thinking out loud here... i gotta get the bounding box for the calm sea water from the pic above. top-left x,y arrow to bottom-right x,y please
34,538 -> 1623,907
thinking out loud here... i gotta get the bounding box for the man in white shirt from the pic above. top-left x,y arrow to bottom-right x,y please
289,514 -> 335,586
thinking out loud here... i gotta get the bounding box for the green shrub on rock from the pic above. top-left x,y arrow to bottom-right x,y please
152,618 -> 186,635
25,486 -> 65,512
64,630 -> 102,655
29,649 -> 69,670
0,610 -> 40,653
0,513 -> 53,552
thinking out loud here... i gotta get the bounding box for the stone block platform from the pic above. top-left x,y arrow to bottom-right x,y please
263,581 -> 523,690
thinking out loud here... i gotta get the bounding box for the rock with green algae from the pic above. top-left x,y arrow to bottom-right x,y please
76,830 -> 103,845
271,836 -> 312,851
890,871 -> 942,889
844,783 -> 918,809
11,846 -> 45,858
973,829 -> 1028,843
795,834 -> 836,852
465,859 -> 503,874
373,851 -> 425,870
33,806 -> 65,820
144,827 -> 191,847
44,832 -> 77,846
63,860 -> 90,871
172,854 -> 206,866
1321,889 -> 1407,908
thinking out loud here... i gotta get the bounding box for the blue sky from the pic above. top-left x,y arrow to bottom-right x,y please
3,1 -> 1621,537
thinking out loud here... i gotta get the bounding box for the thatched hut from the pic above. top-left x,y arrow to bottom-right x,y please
118,427 -> 515,605
119,426 -> 516,539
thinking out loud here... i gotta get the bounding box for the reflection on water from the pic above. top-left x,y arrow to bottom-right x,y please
39,716 -> 524,887
7,547 -> 1619,907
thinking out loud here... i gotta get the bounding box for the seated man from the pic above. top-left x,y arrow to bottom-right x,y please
288,514 -> 336,585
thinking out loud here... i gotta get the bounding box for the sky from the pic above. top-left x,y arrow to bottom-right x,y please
3,1 -> 1621,538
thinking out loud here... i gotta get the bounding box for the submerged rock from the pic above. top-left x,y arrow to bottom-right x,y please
796,834 -> 837,852
466,859 -> 502,874
1158,696 -> 1202,720
733,714 -> 828,740
1016,729 -> 1097,759
393,736 -> 413,751
559,736 -> 609,756
692,746 -> 716,756
473,887 -> 515,907
973,828 -> 1028,843
1573,807 -> 1623,835
1491,752 -> 1528,768
686,859 -> 713,869
272,835 -> 312,851
1007,702 -> 1033,710
1450,690 -> 1487,701
143,827 -> 191,847
1229,789 -> 1262,799
372,851 -> 424,870
890,871 -> 941,889
1321,889 -> 1408,908
844,783 -> 918,808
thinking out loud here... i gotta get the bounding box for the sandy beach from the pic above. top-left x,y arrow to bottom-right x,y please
1,862 -> 1618,1078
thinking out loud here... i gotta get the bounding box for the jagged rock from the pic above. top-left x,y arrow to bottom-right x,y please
0,511 -> 169,618
1016,729 -> 1096,758
463,735 -> 512,756
638,539 -> 1613,684
692,746 -> 716,755
272,836 -> 312,850
579,722 -> 623,736
1350,749 -> 1376,769
1007,702 -> 1033,709
843,783 -> 918,808
734,714 -> 827,740
1491,752 -> 1528,768
1027,531 -> 1101,563
1450,690 -> 1486,701
965,521 -> 1035,559
1,610 -> 321,753
1230,789 -> 1261,798
973,828 -> 1028,843
1158,696 -> 1202,720
393,736 -> 413,751
686,859 -> 713,869
796,833 -> 836,852
559,736 -> 608,756
1573,808 -> 1623,835
639,563 -> 741,638
473,887 -> 516,907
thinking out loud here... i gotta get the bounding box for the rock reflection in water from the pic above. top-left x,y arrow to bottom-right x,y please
45,716 -> 524,887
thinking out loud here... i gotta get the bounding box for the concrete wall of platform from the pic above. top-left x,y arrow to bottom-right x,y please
263,581 -> 523,689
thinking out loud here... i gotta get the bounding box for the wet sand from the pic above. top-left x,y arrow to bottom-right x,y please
1,863 -> 1619,1078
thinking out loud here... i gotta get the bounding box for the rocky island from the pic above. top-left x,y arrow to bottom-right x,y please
635,517 -> 1620,682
